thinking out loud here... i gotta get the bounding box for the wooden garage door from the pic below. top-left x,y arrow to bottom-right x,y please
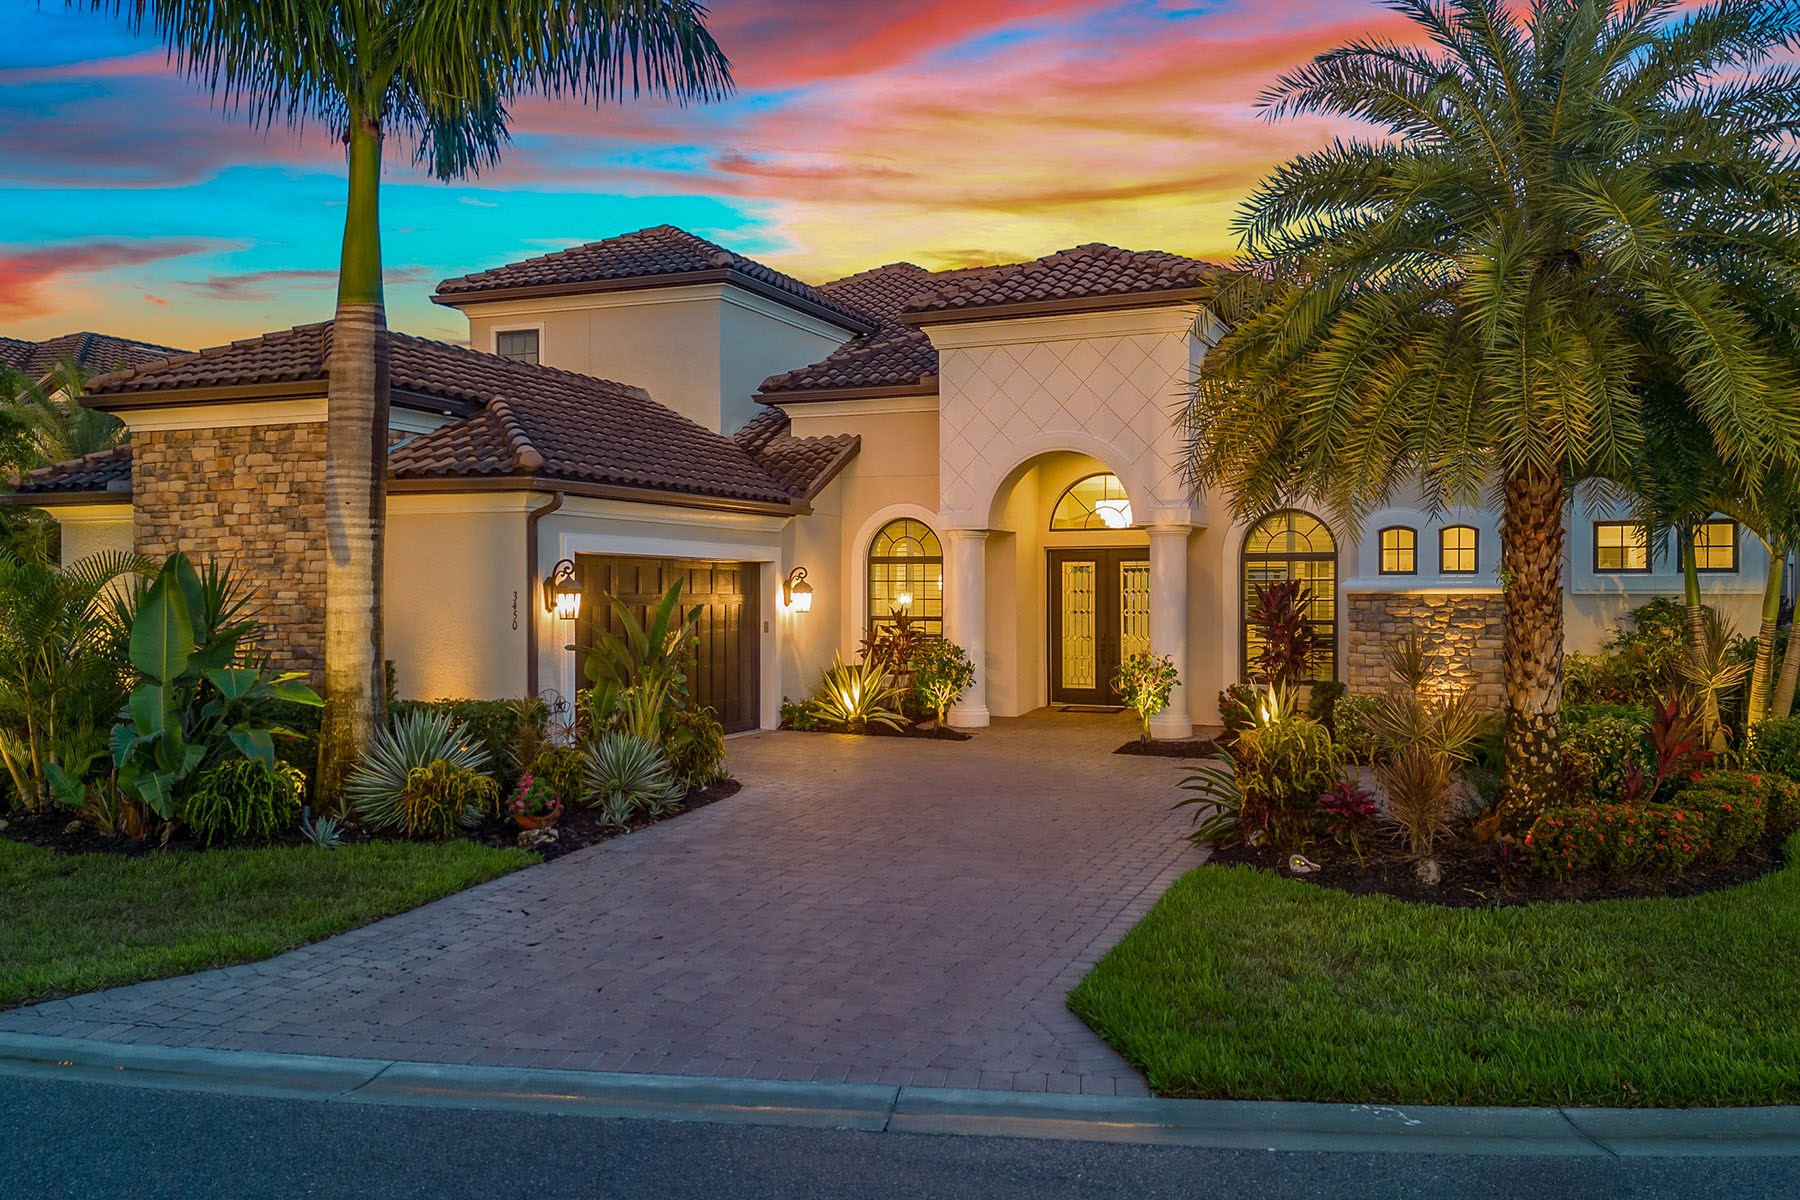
574,556 -> 760,734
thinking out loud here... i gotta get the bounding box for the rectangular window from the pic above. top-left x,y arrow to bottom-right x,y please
495,328 -> 540,365
1379,527 -> 1416,575
1439,526 -> 1478,574
1693,520 -> 1739,572
1594,521 -> 1650,573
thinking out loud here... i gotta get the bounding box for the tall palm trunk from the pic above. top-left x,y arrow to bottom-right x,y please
1776,587 -> 1800,718
1746,548 -> 1783,727
317,110 -> 390,809
1682,527 -> 1707,665
1497,464 -> 1565,833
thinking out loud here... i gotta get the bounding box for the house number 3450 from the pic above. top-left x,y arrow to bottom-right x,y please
512,590 -> 518,631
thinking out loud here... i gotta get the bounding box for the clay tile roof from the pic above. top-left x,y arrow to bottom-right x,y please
1,331 -> 187,380
85,322 -> 336,396
431,224 -> 875,334
375,336 -> 853,506
12,444 -> 133,496
52,324 -> 859,509
902,243 -> 1224,319
758,262 -> 997,399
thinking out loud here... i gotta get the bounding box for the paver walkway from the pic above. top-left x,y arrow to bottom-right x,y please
2,711 -> 1207,1095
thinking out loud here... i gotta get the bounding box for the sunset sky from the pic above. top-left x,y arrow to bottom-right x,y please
0,0 -> 1398,352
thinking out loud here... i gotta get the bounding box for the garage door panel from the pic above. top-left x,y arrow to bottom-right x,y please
574,555 -> 760,733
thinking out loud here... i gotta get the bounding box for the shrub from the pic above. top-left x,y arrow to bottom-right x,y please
1330,693 -> 1382,762
808,653 -> 905,732
107,552 -> 321,825
1764,773 -> 1800,834
1559,715 -> 1650,805
1173,763 -> 1241,847
1317,780 -> 1379,859
527,746 -> 585,809
1746,715 -> 1800,782
1307,680 -> 1346,733
1524,803 -> 1707,879
397,759 -> 499,840
1562,703 -> 1652,728
1113,652 -> 1180,743
1218,683 -> 1259,739
346,708 -> 491,832
584,731 -> 683,829
1246,578 -> 1317,689
779,696 -> 824,732
182,758 -> 305,845
664,706 -> 727,788
1676,771 -> 1769,863
1232,687 -> 1340,846
910,637 -> 976,725
390,698 -> 546,796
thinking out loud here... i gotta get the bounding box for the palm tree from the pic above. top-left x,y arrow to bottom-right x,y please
1187,0 -> 1800,829
96,1 -> 731,806
2,359 -> 128,464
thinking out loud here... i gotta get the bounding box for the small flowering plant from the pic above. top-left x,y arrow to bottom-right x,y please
1317,780 -> 1379,863
508,771 -> 561,820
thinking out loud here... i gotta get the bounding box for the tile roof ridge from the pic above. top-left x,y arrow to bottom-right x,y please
85,321 -> 330,391
485,398 -> 545,472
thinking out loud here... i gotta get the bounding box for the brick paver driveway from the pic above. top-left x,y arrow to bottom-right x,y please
2,711 -> 1207,1095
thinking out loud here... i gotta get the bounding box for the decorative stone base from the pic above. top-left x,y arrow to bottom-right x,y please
1345,591 -> 1504,708
947,701 -> 991,728
1148,708 -> 1194,740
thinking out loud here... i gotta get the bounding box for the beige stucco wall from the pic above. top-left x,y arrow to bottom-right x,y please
460,283 -> 850,436
53,504 -> 134,567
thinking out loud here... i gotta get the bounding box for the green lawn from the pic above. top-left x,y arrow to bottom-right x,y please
1069,833 -> 1800,1108
1,839 -> 535,1010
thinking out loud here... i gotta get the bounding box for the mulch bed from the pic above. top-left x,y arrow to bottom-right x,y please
465,779 -> 741,863
1,779 -> 743,866
1208,834 -> 1787,909
1114,738 -> 1225,759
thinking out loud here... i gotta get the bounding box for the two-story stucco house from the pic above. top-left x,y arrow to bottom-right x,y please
9,226 -> 1771,733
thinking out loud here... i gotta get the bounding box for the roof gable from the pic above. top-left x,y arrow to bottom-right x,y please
431,225 -> 876,335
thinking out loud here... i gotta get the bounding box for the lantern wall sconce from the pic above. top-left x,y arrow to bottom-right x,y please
783,566 -> 814,613
544,558 -> 582,620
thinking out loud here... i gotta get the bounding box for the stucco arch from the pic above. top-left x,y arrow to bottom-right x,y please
952,432 -> 1166,531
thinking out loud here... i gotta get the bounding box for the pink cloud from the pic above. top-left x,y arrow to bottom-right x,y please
0,239 -> 215,318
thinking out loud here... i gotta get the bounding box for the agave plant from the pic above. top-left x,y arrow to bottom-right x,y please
807,652 -> 905,733
584,730 -> 682,830
345,708 -> 490,831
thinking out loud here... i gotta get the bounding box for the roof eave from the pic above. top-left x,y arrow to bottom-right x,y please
84,381 -> 481,419
388,472 -> 809,516
1,488 -> 130,508
433,268 -> 877,337
793,436 -> 861,505
757,379 -> 939,405
899,288 -> 1210,327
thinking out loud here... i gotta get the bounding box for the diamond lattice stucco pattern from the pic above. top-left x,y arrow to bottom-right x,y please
937,330 -> 1193,522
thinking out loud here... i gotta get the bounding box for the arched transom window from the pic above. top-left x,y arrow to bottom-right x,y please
868,518 -> 943,637
1050,473 -> 1133,530
1242,510 -> 1337,683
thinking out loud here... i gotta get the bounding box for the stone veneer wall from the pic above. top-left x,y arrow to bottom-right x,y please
1344,591 -> 1505,709
132,423 -> 328,678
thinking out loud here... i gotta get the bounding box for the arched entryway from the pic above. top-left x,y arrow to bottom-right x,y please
1241,510 -> 1338,683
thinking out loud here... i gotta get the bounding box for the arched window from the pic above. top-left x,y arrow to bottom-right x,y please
1242,511 -> 1337,683
868,518 -> 943,637
1050,473 -> 1133,530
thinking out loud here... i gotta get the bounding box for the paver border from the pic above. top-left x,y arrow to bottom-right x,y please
3,1032 -> 1796,1157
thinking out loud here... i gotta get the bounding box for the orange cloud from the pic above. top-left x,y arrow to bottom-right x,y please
0,239 -> 214,318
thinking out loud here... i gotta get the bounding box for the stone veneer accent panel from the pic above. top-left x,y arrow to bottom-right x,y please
1345,591 -> 1504,709
132,423 -> 327,678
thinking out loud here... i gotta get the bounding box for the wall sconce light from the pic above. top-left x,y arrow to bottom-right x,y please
543,558 -> 582,620
783,566 -> 814,614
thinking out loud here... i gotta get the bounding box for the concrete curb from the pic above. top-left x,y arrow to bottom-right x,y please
2,1032 -> 1797,1157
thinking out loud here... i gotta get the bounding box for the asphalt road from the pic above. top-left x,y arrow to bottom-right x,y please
4,1077 -> 1798,1199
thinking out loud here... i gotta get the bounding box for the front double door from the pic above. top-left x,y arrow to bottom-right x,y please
1047,548 -> 1151,706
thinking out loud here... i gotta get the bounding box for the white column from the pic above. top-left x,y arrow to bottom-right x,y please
944,528 -> 991,727
1147,524 -> 1194,740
